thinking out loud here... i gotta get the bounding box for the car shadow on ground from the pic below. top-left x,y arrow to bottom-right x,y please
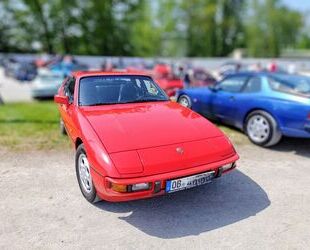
270,137 -> 310,158
94,170 -> 270,239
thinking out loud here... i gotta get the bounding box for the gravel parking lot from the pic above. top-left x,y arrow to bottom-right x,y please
1,66 -> 310,249
1,138 -> 310,249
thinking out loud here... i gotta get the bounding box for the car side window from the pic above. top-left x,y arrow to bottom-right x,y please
218,76 -> 248,93
243,77 -> 262,93
64,77 -> 75,103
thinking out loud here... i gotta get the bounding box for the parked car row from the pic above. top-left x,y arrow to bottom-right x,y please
2,57 -> 37,81
1,54 -> 309,148
1,55 -> 88,99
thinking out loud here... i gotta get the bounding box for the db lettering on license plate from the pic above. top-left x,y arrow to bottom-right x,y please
166,171 -> 215,193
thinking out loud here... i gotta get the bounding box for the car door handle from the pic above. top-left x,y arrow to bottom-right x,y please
229,96 -> 235,101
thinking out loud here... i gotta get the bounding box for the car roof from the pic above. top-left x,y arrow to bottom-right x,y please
71,70 -> 150,78
224,71 -> 293,78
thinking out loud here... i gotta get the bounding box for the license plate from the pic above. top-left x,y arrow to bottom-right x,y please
166,171 -> 215,193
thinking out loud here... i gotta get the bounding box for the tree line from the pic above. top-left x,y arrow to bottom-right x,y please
0,0 -> 309,57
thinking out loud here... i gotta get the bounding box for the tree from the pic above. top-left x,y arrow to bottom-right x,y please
121,0 -> 161,56
217,0 -> 245,56
0,0 -> 307,57
181,0 -> 217,57
246,0 -> 303,57
180,0 -> 245,57
21,0 -> 54,53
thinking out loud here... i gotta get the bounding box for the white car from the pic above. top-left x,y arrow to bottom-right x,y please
31,70 -> 64,99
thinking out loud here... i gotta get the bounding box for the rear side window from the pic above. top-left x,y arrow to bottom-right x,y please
268,75 -> 310,97
243,77 -> 262,93
218,76 -> 248,93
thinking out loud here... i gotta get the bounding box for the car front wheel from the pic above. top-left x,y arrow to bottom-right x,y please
245,110 -> 282,147
76,144 -> 98,203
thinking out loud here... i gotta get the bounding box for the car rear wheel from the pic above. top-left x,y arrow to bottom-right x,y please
178,95 -> 192,108
245,110 -> 282,147
76,144 -> 98,203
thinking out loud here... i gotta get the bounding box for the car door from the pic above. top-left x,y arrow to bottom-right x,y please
59,76 -> 76,138
211,75 -> 249,125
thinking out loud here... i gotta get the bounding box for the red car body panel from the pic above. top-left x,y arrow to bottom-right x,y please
55,71 -> 239,202
80,102 -> 223,153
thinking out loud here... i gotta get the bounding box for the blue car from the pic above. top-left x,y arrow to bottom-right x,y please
177,72 -> 310,147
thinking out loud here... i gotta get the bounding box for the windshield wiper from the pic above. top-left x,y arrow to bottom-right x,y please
86,99 -> 168,106
87,102 -> 119,106
121,99 -> 168,104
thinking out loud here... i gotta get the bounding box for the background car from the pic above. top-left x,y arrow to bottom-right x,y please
3,57 -> 19,78
49,55 -> 88,77
31,70 -> 64,99
152,63 -> 184,97
14,61 -> 37,81
177,72 -> 310,147
190,68 -> 217,87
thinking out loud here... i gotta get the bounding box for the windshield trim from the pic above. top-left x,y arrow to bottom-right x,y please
86,99 -> 169,106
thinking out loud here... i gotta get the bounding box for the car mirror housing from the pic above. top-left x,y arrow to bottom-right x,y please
54,95 -> 69,105
209,85 -> 218,92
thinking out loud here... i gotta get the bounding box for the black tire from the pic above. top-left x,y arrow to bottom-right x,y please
178,95 -> 192,108
60,119 -> 67,136
75,144 -> 98,203
245,110 -> 282,147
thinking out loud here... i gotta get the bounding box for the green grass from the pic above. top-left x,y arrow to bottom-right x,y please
0,101 -> 247,151
217,124 -> 248,145
0,101 -> 70,151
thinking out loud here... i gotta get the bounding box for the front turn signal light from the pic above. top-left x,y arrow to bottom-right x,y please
111,183 -> 128,193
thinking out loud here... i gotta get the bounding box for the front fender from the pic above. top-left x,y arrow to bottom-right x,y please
75,110 -> 120,178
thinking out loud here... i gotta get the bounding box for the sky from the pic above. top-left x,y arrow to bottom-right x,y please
283,0 -> 310,11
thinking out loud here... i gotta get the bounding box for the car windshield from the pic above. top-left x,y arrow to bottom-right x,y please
79,75 -> 169,106
269,74 -> 310,97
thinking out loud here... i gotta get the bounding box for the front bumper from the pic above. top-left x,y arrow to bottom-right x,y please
91,153 -> 239,202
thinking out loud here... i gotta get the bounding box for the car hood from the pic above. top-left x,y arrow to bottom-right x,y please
80,101 -> 223,153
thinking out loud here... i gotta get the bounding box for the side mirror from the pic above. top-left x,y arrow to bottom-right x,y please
209,84 -> 221,92
209,85 -> 217,92
54,95 -> 69,105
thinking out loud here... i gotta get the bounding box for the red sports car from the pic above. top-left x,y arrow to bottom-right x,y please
54,71 -> 239,203
152,64 -> 184,97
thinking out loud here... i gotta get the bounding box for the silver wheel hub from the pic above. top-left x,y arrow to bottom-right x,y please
78,154 -> 93,193
179,97 -> 189,107
247,115 -> 270,143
